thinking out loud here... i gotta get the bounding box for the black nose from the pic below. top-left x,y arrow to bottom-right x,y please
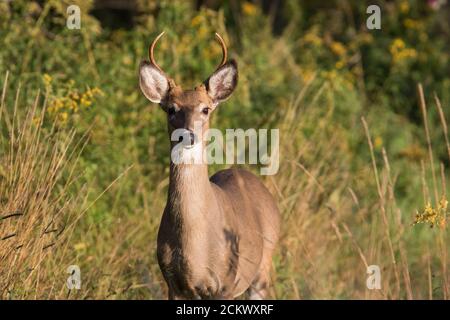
189,132 -> 196,145
179,130 -> 197,146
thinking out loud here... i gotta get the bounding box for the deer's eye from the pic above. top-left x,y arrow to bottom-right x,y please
168,107 -> 176,116
202,107 -> 209,115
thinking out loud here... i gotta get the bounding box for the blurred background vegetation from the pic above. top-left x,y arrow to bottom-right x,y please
0,0 -> 449,299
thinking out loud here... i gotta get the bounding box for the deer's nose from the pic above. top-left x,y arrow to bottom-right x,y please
179,130 -> 197,147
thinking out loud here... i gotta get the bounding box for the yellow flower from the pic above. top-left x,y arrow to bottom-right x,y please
242,2 -> 257,16
70,91 -> 79,100
414,196 -> 448,228
46,83 -> 103,125
357,33 -> 374,45
391,38 -> 405,50
399,144 -> 425,161
335,60 -> 345,69
330,41 -> 346,56
404,19 -> 423,30
58,112 -> 68,124
26,2 -> 41,16
32,116 -> 41,126
43,73 -> 52,87
374,136 -> 383,149
303,32 -> 322,46
74,242 -> 87,251
122,55 -> 132,66
191,15 -> 203,27
300,69 -> 315,83
322,70 -> 337,81
91,87 -> 104,96
68,99 -> 78,112
399,1 -> 410,13
390,38 -> 417,63
80,96 -> 92,107
197,25 -> 208,39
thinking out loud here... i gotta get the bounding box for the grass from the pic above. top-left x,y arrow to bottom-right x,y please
0,72 -> 86,298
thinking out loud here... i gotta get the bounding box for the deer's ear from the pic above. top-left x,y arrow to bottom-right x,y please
139,61 -> 169,104
205,60 -> 238,105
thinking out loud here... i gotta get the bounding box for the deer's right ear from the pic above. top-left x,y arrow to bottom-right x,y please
205,60 -> 238,106
139,61 -> 169,104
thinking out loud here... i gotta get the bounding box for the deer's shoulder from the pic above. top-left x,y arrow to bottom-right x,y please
210,167 -> 261,186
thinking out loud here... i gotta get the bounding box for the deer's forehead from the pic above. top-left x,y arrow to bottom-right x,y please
169,89 -> 211,108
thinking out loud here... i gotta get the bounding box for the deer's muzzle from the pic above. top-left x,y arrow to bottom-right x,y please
178,130 -> 197,148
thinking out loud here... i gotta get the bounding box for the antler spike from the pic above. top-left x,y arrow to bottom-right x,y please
149,31 -> 165,73
214,33 -> 227,70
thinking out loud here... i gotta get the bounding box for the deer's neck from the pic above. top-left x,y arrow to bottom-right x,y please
168,161 -> 213,222
167,161 -> 226,277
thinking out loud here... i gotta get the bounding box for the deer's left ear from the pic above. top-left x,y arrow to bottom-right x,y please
139,61 -> 169,104
205,60 -> 238,106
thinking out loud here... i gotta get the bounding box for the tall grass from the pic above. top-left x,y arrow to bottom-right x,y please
0,72 -> 88,298
0,72 -> 157,299
268,78 -> 449,299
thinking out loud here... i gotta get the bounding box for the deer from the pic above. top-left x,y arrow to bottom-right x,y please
138,32 -> 280,299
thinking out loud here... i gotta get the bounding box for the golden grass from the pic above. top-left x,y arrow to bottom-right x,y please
266,79 -> 448,299
0,72 -> 89,298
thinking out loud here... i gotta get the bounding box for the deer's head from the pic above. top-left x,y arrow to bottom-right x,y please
139,32 -> 238,148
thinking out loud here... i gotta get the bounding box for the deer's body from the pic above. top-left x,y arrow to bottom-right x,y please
158,162 -> 279,299
139,32 -> 280,299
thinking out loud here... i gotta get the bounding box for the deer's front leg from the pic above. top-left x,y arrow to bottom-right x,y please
168,289 -> 183,300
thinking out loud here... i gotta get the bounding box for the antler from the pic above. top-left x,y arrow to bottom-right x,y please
214,33 -> 228,70
149,32 -> 227,76
149,31 -> 165,73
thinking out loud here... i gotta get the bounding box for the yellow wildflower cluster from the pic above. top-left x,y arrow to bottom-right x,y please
299,68 -> 315,83
399,0 -> 410,14
74,242 -> 87,251
242,2 -> 258,16
414,197 -> 448,229
43,73 -> 52,87
403,19 -> 424,30
390,38 -> 417,64
45,75 -> 104,126
399,144 -> 426,161
189,10 -> 218,42
335,61 -> 345,69
303,32 -> 322,46
329,41 -> 347,70
356,33 -> 374,45
330,41 -> 346,57
374,136 -> 383,150
322,70 -> 338,81
191,15 -> 203,27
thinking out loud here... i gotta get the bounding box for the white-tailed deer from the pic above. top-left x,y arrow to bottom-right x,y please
139,32 -> 280,299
